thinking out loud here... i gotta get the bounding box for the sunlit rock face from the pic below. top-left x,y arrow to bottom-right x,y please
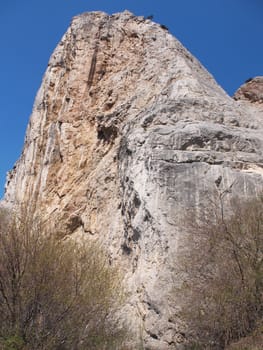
3,11 -> 263,349
234,76 -> 263,104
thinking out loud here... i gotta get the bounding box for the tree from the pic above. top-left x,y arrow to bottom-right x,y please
175,193 -> 263,349
0,208 -> 126,350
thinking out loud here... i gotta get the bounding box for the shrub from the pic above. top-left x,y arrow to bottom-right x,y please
1,335 -> 25,350
175,194 -> 263,349
0,208 -> 126,349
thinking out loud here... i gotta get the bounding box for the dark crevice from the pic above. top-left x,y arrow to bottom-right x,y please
87,46 -> 98,89
67,215 -> 83,232
133,193 -> 141,208
97,125 -> 118,143
149,332 -> 158,340
131,228 -> 141,242
121,243 -> 132,255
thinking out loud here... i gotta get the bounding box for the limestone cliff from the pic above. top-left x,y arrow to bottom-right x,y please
3,11 -> 263,349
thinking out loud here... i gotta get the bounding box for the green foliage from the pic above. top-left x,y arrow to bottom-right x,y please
0,208 -> 126,350
0,335 -> 25,350
176,194 -> 263,349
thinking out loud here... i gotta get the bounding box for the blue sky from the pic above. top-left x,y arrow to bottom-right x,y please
0,0 -> 262,198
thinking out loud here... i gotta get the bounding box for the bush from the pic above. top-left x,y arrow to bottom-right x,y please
1,335 -> 25,350
226,327 -> 263,350
175,194 -> 263,349
0,208 -> 126,349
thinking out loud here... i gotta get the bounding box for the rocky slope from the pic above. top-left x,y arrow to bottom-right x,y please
3,11 -> 263,349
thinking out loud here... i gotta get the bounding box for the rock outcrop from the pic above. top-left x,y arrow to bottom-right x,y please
234,76 -> 263,104
3,11 -> 263,349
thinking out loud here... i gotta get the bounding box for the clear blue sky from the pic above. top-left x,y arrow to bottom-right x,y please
0,0 -> 262,198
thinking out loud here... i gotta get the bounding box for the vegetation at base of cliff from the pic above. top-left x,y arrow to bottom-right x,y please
176,193 -> 263,350
225,324 -> 263,350
0,208 -> 127,350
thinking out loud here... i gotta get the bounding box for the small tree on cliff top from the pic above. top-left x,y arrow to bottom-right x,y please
0,208 -> 126,350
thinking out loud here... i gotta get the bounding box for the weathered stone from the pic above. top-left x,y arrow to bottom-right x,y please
2,11 -> 263,349
233,76 -> 263,104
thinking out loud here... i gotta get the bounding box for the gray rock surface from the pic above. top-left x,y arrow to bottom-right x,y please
2,11 -> 263,349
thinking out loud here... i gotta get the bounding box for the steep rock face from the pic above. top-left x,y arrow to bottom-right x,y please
3,11 -> 263,349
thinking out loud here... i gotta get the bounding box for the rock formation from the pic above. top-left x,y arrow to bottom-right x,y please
234,76 -> 263,104
2,11 -> 263,349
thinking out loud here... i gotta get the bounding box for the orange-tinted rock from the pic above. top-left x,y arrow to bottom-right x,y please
234,76 -> 263,104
